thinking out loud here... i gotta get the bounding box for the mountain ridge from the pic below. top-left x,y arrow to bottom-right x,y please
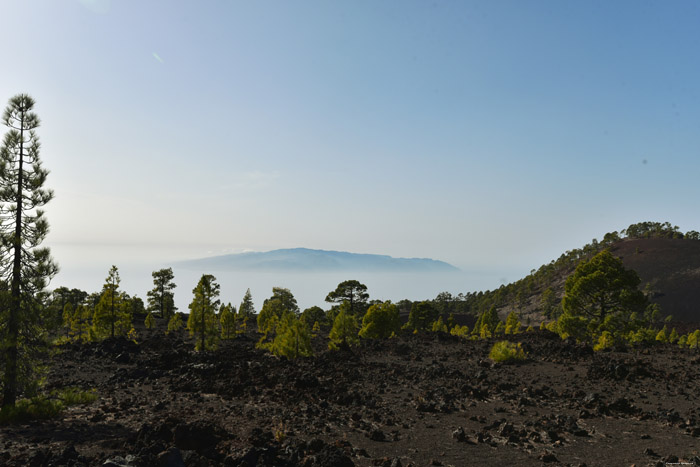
174,247 -> 459,273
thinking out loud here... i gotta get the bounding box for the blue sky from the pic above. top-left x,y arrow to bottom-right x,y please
1,1 -> 699,306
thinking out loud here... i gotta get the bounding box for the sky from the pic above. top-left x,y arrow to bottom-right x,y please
1,0 -> 699,310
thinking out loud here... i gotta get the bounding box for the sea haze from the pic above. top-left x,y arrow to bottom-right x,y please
47,243 -> 511,312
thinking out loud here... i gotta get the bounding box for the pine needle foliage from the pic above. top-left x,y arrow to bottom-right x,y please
147,268 -> 176,320
359,301 -> 400,339
0,94 -> 58,407
92,266 -> 131,339
270,312 -> 313,359
69,305 -> 92,343
187,274 -> 221,351
238,288 -> 256,319
166,313 -> 183,334
489,341 -> 527,363
328,304 -> 359,350
219,303 -> 236,340
144,312 -> 155,331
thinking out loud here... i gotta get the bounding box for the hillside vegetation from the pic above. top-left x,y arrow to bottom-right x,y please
428,221 -> 700,324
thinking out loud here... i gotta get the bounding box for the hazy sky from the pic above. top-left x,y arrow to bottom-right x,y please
1,1 -> 699,306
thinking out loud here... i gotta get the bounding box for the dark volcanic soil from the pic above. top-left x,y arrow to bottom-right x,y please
2,328 -> 700,467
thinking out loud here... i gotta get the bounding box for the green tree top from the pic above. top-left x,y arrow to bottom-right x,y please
359,301 -> 400,339
187,274 -> 221,351
329,303 -> 359,350
325,280 -> 369,316
147,267 -> 177,320
405,301 -> 438,332
239,288 -> 256,318
92,265 -> 130,339
264,287 -> 299,314
562,249 -> 648,323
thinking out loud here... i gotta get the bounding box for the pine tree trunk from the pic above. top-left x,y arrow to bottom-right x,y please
3,123 -> 25,408
201,304 -> 205,351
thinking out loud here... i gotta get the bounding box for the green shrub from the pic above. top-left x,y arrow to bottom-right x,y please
57,387 -> 98,406
144,312 -> 156,330
167,313 -> 183,334
504,312 -> 521,335
489,341 -> 526,363
668,328 -> 679,344
431,316 -> 448,333
556,312 -> 588,341
0,396 -> 63,424
593,331 -> 615,351
328,304 -> 359,350
450,324 -> 470,339
270,312 -> 313,359
626,327 -> 657,346
359,301 -> 400,339
655,326 -> 668,343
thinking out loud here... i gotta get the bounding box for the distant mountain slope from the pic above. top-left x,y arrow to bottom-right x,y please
174,248 -> 459,273
493,233 -> 700,324
612,238 -> 700,322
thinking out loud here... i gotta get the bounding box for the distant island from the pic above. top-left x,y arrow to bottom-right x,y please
174,248 -> 459,273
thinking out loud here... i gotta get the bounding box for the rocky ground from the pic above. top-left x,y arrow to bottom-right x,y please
1,326 -> 700,466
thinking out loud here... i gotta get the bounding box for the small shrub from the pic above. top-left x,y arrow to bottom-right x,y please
167,314 -> 183,334
0,396 -> 64,424
57,387 -> 98,406
668,328 -> 679,344
504,312 -> 521,335
489,341 -> 526,363
593,331 -> 614,351
450,324 -> 470,339
626,327 -> 657,346
329,306 -> 359,350
144,312 -> 155,330
431,316 -> 448,333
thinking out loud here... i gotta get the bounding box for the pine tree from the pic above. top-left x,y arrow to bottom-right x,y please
69,305 -> 92,343
167,313 -> 183,334
505,311 -> 521,335
404,301 -> 438,332
62,302 -> 74,335
270,312 -> 313,359
0,94 -> 58,407
431,316 -> 448,333
219,303 -> 236,340
328,303 -> 359,350
147,268 -> 177,320
325,280 -> 369,317
239,288 -> 255,319
359,301 -> 400,339
187,274 -> 220,351
144,312 -> 155,331
92,266 -> 131,339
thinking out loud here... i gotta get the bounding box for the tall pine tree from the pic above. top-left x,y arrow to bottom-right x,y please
0,94 -> 58,407
93,266 -> 131,339
147,267 -> 177,320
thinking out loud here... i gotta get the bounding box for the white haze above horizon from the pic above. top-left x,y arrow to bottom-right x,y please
47,242 -> 515,312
